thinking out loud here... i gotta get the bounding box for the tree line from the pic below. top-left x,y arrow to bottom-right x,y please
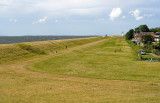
125,24 -> 160,54
126,24 -> 160,40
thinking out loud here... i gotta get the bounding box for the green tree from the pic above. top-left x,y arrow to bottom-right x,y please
141,34 -> 154,45
125,29 -> 134,40
135,24 -> 150,33
135,27 -> 140,33
144,45 -> 153,53
150,27 -> 160,33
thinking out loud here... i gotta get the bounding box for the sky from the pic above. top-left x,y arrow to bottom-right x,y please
0,0 -> 160,36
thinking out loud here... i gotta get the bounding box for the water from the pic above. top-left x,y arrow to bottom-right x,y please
0,36 -> 94,44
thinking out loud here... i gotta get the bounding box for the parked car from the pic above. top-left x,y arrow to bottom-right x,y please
140,50 -> 146,55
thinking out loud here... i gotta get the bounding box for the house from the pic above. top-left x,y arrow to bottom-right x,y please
132,34 -> 142,45
132,32 -> 155,45
154,32 -> 160,42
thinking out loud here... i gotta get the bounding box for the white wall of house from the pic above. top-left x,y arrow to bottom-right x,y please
155,38 -> 160,42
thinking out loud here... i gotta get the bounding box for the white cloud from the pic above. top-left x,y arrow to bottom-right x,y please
69,7 -> 105,16
0,0 -> 148,17
144,14 -> 153,17
32,16 -> 48,24
0,0 -> 107,16
129,9 -> 144,20
55,19 -> 59,23
9,19 -> 18,23
109,8 -> 122,21
136,16 -> 143,20
122,16 -> 126,19
0,0 -> 158,21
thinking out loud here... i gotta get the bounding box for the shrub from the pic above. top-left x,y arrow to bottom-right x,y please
141,35 -> 154,45
143,44 -> 153,53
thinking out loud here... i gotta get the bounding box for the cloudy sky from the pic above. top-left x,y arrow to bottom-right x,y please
0,0 -> 160,36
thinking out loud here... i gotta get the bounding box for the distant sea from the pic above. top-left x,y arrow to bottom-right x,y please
0,36 -> 95,44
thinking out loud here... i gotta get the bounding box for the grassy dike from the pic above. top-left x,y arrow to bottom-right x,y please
0,37 -> 103,64
33,36 -> 160,82
0,36 -> 160,103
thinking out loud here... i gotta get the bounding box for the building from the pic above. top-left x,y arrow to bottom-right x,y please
135,32 -> 155,37
132,34 -> 142,45
155,32 -> 160,42
132,32 -> 156,45
122,32 -> 124,36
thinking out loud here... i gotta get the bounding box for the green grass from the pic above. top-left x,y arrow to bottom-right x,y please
33,37 -> 160,82
1,36 -> 160,103
0,44 -> 37,64
0,37 -> 104,63
17,44 -> 46,54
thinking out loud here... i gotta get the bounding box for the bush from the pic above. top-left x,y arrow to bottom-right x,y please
17,44 -> 46,55
143,44 -> 153,53
141,35 -> 154,45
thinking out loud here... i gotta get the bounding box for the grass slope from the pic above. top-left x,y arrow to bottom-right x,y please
0,37 -> 102,63
33,36 -> 160,82
0,36 -> 160,103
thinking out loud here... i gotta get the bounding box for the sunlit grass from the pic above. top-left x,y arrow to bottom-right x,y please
0,36 -> 160,103
33,37 -> 160,82
0,37 -> 103,63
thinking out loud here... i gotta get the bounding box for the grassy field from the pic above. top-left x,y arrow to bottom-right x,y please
0,36 -> 160,103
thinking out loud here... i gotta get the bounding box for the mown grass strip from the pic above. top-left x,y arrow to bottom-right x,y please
32,36 -> 160,82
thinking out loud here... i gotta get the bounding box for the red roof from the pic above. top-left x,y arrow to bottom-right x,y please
135,32 -> 155,38
135,35 -> 142,38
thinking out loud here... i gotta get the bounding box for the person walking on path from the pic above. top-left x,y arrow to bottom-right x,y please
119,48 -> 121,52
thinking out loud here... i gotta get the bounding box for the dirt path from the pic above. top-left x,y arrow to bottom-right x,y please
149,53 -> 160,57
